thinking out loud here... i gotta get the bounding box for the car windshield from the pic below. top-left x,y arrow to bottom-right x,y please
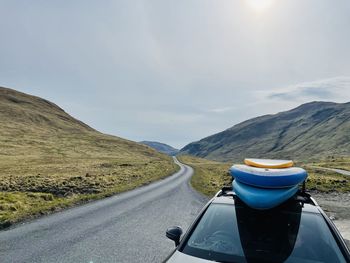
181,201 -> 346,263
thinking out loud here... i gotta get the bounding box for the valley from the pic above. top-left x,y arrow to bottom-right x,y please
0,87 -> 178,229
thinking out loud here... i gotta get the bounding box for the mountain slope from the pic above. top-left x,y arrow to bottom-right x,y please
140,141 -> 179,156
180,101 -> 350,162
0,87 -> 169,160
0,86 -> 177,227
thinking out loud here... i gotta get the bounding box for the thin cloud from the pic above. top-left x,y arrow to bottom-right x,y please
207,107 -> 233,113
267,76 -> 350,102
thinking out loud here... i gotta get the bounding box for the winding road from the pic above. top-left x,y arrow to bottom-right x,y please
314,167 -> 350,177
0,158 -> 208,263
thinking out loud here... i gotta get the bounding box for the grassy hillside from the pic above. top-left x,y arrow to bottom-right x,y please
181,101 -> 350,162
0,87 -> 178,228
178,155 -> 350,197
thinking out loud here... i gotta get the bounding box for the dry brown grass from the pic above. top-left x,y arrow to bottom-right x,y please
310,156 -> 350,171
0,87 -> 178,228
178,155 -> 350,197
178,155 -> 232,197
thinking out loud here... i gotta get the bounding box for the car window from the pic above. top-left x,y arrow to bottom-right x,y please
181,202 -> 347,263
182,203 -> 245,262
285,212 -> 346,263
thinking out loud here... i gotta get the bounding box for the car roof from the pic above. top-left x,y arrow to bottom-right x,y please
211,187 -> 321,214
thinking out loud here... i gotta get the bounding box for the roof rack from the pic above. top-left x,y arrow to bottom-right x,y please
302,180 -> 306,194
218,181 -> 315,206
217,185 -> 234,197
294,181 -> 314,206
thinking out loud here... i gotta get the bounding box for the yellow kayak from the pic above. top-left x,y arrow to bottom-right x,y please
244,158 -> 294,169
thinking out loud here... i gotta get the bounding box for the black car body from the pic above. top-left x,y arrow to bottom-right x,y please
165,187 -> 350,263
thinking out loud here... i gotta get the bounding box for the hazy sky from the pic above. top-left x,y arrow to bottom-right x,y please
1,0 -> 350,148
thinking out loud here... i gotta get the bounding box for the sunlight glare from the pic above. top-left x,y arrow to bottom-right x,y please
246,0 -> 274,12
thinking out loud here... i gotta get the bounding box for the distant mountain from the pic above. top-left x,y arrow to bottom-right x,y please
140,141 -> 179,156
180,101 -> 350,162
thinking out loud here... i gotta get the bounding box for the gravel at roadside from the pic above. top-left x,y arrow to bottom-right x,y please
312,191 -> 350,247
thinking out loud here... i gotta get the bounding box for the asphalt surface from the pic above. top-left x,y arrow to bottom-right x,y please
325,168 -> 350,176
312,166 -> 350,176
0,157 -> 208,263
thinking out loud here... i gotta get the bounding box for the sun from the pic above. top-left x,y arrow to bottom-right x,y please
246,0 -> 274,12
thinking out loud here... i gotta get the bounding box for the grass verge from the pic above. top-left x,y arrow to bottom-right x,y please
0,87 -> 182,229
309,156 -> 350,171
178,155 -> 350,197
178,155 -> 232,197
0,158 -> 179,229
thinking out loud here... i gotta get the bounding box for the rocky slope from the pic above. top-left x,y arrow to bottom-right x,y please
181,101 -> 350,162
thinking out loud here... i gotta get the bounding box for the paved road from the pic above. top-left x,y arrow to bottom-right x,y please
326,168 -> 350,176
312,166 -> 350,176
0,157 -> 208,263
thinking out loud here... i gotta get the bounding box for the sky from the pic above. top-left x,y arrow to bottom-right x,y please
1,0 -> 350,149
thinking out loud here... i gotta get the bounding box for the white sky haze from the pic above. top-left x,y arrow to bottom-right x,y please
1,0 -> 350,148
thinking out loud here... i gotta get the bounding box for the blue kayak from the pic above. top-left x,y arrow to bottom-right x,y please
233,180 -> 299,210
230,164 -> 307,188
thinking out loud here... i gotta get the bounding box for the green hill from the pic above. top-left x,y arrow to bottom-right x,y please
0,86 -> 177,228
180,101 -> 350,162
